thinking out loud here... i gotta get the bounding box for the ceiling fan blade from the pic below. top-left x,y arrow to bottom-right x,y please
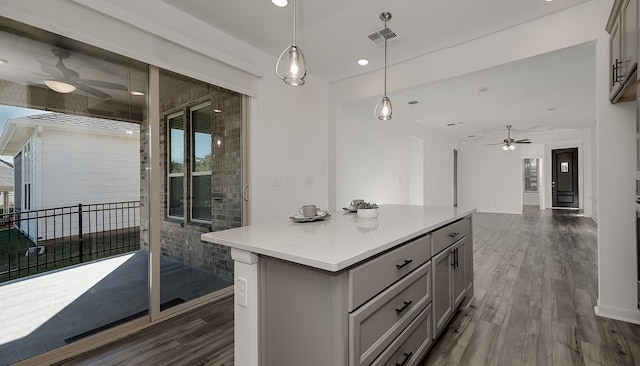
485,142 -> 504,146
514,138 -> 530,143
78,78 -> 128,91
74,81 -> 111,99
515,140 -> 532,144
38,60 -> 63,79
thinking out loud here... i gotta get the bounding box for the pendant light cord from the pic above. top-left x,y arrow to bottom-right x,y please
292,0 -> 297,46
383,18 -> 387,97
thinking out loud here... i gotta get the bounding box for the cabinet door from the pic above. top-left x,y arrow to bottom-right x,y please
623,0 -> 638,79
611,16 -> 623,99
452,239 -> 466,308
432,248 -> 453,338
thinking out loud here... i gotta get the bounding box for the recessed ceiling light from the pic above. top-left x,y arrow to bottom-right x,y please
478,86 -> 489,92
468,135 -> 475,138
272,0 -> 288,7
0,58 -> 7,64
408,100 -> 418,105
446,123 -> 456,126
130,91 -> 145,96
545,0 -> 553,2
357,58 -> 369,66
457,121 -> 464,125
213,108 -> 222,113
547,106 -> 557,111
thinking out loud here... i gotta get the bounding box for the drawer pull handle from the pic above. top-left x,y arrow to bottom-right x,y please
396,351 -> 413,366
449,232 -> 459,238
395,300 -> 413,315
396,259 -> 413,269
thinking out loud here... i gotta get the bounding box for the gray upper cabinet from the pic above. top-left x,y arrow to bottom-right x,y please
608,0 -> 638,103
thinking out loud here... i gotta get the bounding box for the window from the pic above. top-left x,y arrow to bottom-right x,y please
166,102 -> 213,222
523,158 -> 539,192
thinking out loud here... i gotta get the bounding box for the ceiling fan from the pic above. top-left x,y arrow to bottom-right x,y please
485,125 -> 531,151
37,48 -> 128,98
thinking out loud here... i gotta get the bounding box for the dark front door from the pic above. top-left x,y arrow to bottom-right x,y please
552,148 -> 579,208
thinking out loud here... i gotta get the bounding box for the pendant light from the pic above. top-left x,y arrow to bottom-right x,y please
374,12 -> 392,120
275,0 -> 307,86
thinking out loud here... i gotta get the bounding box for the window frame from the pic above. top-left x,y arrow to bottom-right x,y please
189,101 -> 213,224
166,111 -> 186,220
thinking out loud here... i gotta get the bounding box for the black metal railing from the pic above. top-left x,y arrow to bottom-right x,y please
0,201 -> 141,282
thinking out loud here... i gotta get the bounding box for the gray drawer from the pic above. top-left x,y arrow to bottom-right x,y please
348,234 -> 431,312
371,304 -> 432,366
431,217 -> 470,255
349,261 -> 431,366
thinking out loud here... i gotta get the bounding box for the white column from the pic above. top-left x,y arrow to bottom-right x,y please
231,248 -> 260,366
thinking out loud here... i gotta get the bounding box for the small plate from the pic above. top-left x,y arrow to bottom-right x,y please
289,213 -> 331,223
342,207 -> 357,213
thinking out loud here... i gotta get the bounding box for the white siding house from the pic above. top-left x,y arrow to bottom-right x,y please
0,112 -> 140,242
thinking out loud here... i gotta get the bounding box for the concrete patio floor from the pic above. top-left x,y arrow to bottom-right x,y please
0,250 -> 232,365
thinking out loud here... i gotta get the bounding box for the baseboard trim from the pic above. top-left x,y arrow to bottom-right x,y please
594,304 -> 640,325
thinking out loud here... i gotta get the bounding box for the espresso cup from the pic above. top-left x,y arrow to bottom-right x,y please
350,199 -> 364,209
299,204 -> 317,217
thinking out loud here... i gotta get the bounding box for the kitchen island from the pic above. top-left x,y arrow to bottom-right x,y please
201,204 -> 475,366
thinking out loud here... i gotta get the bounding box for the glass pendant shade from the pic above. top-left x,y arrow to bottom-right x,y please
374,96 -> 393,120
502,144 -> 509,151
509,144 -> 516,151
275,0 -> 306,86
276,45 -> 307,86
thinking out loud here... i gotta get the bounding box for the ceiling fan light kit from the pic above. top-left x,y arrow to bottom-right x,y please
486,125 -> 532,151
374,12 -> 393,120
44,80 -> 76,93
275,0 -> 307,86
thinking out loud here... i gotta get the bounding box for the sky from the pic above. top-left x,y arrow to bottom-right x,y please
0,105 -> 50,164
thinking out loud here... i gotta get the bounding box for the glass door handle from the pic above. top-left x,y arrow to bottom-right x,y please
243,184 -> 249,201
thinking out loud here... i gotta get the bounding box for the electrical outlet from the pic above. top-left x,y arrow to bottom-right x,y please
274,176 -> 283,187
306,176 -> 315,186
236,277 -> 248,307
397,177 -> 403,184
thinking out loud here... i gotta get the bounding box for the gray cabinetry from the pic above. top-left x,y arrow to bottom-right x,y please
431,217 -> 471,338
432,247 -> 453,338
260,214 -> 473,365
607,0 -> 639,103
452,238 -> 467,308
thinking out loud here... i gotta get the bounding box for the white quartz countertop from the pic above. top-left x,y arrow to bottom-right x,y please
201,204 -> 475,272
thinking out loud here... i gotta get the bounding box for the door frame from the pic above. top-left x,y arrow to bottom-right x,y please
545,142 -> 583,210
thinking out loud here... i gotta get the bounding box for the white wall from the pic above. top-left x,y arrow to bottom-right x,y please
40,129 -> 140,207
458,139 -> 523,214
336,108 -> 457,208
594,0 -> 639,324
458,128 -> 594,215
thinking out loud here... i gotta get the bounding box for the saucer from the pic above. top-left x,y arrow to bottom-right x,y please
290,213 -> 331,223
342,207 -> 357,213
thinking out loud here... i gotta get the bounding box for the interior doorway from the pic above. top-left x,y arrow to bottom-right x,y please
551,147 -> 579,208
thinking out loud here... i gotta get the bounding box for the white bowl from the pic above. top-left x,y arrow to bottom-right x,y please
357,208 -> 378,219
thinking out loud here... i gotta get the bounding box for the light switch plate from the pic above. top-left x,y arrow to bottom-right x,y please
236,277 -> 248,307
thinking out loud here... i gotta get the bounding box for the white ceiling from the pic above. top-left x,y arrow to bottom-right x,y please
163,0 -> 596,141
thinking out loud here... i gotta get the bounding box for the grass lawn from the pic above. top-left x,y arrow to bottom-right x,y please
0,227 -> 140,282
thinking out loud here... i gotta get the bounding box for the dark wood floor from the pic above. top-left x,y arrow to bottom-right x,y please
55,208 -> 640,366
